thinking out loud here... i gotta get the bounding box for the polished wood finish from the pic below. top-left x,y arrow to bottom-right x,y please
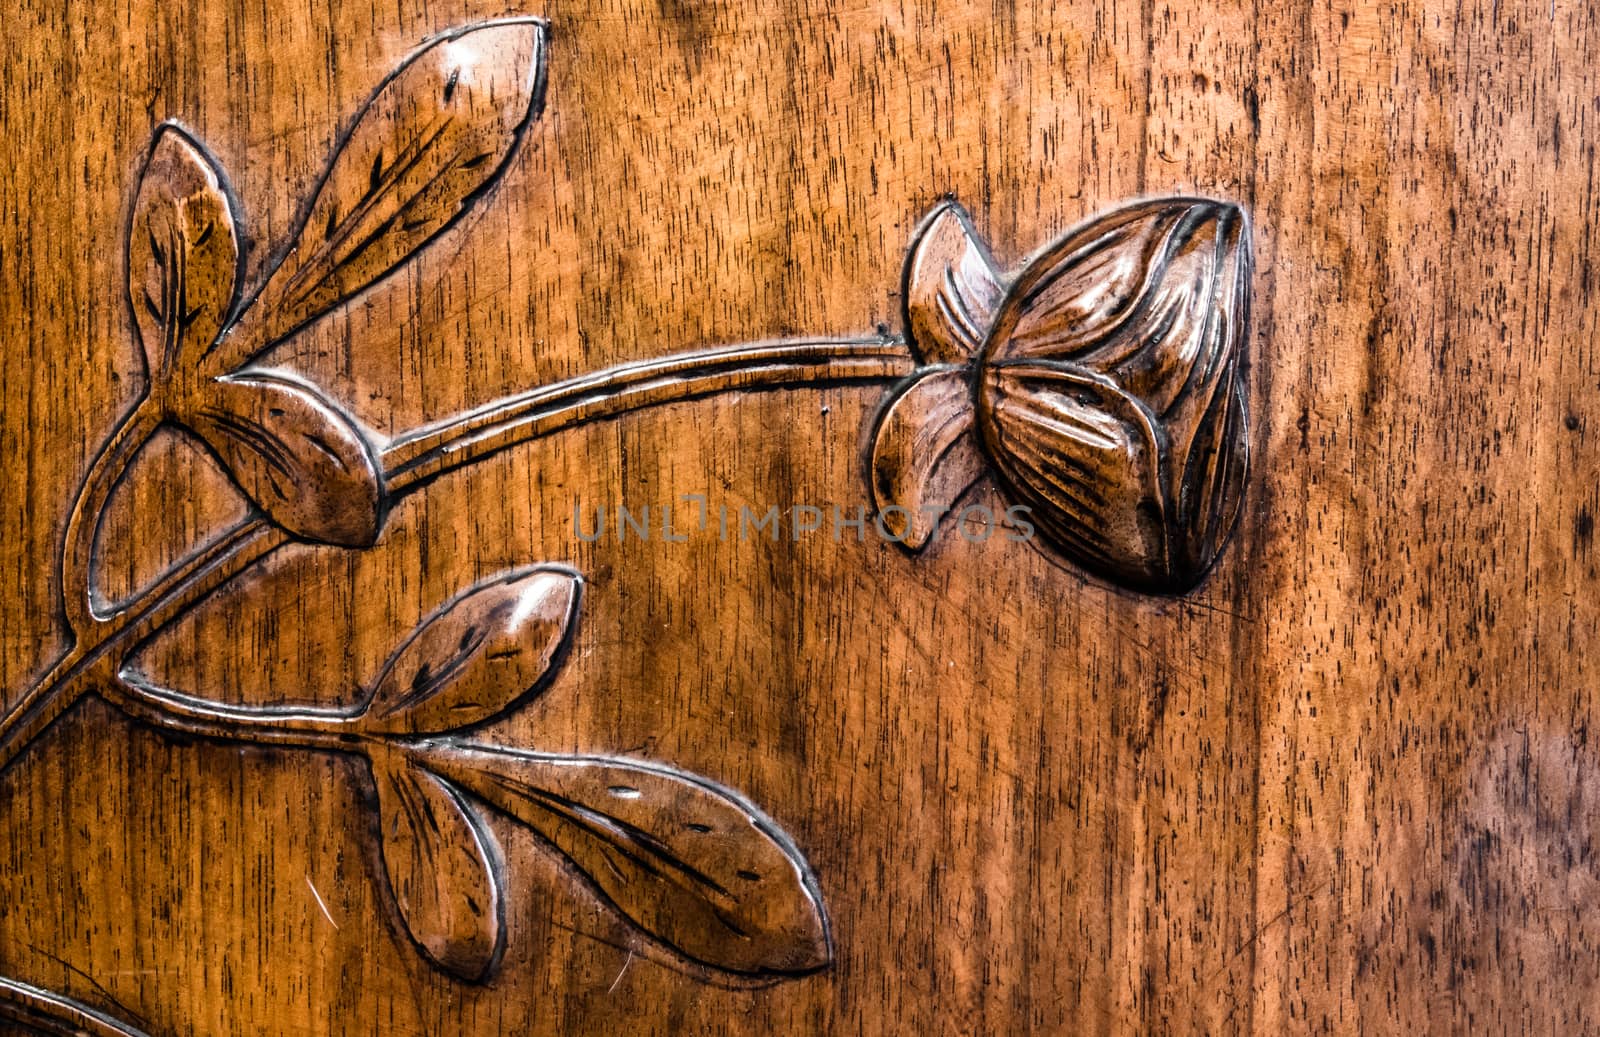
1,1 -> 1596,1034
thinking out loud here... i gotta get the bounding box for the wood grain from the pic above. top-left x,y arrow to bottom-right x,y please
2,0 -> 1597,1034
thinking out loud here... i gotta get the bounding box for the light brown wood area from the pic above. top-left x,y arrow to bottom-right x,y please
1,0 -> 1597,1034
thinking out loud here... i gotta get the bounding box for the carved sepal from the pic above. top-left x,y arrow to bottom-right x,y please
868,203 -> 1003,547
868,369 -> 986,549
901,201 -> 1004,364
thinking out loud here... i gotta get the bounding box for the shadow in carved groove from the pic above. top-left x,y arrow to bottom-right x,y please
0,977 -> 149,1037
0,14 -> 1253,1035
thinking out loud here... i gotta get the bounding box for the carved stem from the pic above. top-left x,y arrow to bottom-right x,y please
101,676 -> 360,749
59,396 -> 164,636
381,337 -> 913,492
0,975 -> 148,1036
0,520 -> 289,774
0,395 -> 171,775
0,338 -> 913,773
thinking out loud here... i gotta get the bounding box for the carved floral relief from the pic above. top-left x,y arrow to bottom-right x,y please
0,16 -> 1254,1036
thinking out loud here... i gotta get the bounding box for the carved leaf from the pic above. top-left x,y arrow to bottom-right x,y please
902,201 -> 1004,364
127,123 -> 240,384
176,373 -> 384,546
428,747 -> 832,976
868,368 -> 987,550
372,753 -> 505,981
361,567 -> 581,735
980,362 -> 1172,590
219,19 -> 547,368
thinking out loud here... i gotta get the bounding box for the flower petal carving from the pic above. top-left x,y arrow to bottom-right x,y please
979,362 -> 1171,588
427,747 -> 832,976
176,372 -> 384,546
372,753 -> 505,982
993,200 -> 1249,420
220,18 -> 548,367
359,567 -> 581,735
127,123 -> 241,386
985,199 -> 1197,367
976,198 -> 1252,590
869,368 -> 987,550
902,201 -> 1003,364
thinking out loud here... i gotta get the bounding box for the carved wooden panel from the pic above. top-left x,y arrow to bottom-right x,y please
2,1 -> 1597,1035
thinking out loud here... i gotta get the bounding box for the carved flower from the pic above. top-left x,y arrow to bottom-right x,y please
870,197 -> 1252,593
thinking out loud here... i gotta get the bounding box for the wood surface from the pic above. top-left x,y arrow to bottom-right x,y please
1,0 -> 1597,1034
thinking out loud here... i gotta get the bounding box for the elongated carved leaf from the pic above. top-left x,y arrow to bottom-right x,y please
220,19 -> 547,367
427,747 -> 831,976
127,123 -> 240,384
176,373 -> 384,546
869,368 -> 987,550
361,567 -> 581,735
372,753 -> 505,981
902,201 -> 1004,364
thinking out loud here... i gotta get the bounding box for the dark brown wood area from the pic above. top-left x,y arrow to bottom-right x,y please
1,2 -> 1596,1034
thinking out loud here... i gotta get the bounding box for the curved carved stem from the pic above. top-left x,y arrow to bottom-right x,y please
0,975 -> 148,1036
102,673 -> 360,749
59,396 -> 164,636
0,647 -> 98,778
0,520 -> 287,775
381,337 -> 913,493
